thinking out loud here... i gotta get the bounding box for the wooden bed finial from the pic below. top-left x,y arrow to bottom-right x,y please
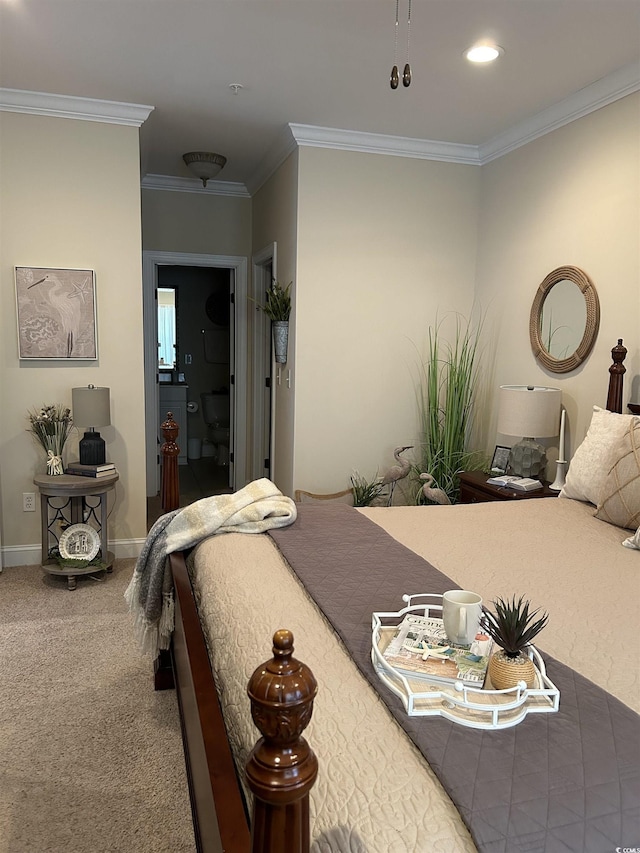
160,411 -> 180,511
607,339 -> 627,414
246,629 -> 318,853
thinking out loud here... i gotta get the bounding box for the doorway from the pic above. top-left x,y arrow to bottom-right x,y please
142,250 -> 249,502
158,265 -> 233,503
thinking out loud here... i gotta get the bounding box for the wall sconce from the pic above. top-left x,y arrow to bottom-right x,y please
497,385 -> 561,478
182,151 -> 227,187
72,385 -> 111,465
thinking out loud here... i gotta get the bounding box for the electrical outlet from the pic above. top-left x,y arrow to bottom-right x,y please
23,492 -> 36,512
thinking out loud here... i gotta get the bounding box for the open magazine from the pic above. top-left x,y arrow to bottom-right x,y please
382,613 -> 493,687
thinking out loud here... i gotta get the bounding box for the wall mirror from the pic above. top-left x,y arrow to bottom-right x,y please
529,265 -> 600,373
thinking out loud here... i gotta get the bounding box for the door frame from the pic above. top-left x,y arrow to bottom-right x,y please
251,243 -> 276,481
142,250 -> 248,497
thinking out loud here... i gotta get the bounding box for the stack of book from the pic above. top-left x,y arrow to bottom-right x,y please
382,613 -> 493,687
65,461 -> 117,478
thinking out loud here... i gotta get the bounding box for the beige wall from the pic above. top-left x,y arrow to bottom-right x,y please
252,151 -> 299,494
0,112 -> 147,564
293,147 -> 481,495
476,93 -> 640,468
141,189 -> 251,256
1,93 -> 636,563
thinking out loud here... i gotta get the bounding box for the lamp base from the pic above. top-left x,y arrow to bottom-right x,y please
549,460 -> 568,492
79,430 -> 106,465
507,437 -> 547,479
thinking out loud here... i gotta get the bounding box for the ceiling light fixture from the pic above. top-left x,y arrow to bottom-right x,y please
465,43 -> 504,64
182,151 -> 227,187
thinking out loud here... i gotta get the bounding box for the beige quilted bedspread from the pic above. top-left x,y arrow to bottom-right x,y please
188,497 -> 638,852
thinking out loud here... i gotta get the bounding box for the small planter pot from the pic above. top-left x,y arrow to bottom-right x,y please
488,649 -> 536,689
272,320 -> 289,364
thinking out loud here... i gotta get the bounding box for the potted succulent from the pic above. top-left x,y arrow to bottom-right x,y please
254,280 -> 292,364
482,595 -> 548,689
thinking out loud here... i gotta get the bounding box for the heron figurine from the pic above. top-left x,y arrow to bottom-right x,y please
380,446 -> 413,506
419,473 -> 451,505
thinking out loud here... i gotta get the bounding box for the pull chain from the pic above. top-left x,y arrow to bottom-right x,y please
390,0 -> 411,90
390,0 -> 399,89
403,0 -> 412,86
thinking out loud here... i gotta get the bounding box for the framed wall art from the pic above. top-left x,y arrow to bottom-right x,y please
15,266 -> 97,360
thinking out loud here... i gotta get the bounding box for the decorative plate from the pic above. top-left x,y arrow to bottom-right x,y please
58,523 -> 101,561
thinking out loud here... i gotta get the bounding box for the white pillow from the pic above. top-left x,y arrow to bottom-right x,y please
559,406 -> 639,505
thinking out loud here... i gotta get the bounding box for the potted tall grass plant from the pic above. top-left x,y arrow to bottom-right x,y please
413,315 -> 487,504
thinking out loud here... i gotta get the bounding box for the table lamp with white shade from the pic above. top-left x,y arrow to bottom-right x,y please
497,385 -> 561,479
71,385 -> 111,465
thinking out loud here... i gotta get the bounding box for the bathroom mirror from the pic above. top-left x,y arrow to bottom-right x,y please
529,266 -> 600,373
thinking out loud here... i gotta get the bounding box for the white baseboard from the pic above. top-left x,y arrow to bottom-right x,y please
0,538 -> 145,569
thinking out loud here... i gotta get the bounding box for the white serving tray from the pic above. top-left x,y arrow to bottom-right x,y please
372,593 -> 560,730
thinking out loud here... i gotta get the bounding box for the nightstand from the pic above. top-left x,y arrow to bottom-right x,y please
458,469 -> 557,504
33,472 -> 119,589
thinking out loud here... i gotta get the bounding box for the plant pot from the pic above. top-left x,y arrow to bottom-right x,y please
272,320 -> 289,364
488,649 -> 536,689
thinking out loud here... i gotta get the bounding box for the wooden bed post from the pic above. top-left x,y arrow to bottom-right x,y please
160,412 -> 180,512
606,339 -> 626,414
246,630 -> 318,853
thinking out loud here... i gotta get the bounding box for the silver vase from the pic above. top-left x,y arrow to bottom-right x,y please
272,321 -> 289,364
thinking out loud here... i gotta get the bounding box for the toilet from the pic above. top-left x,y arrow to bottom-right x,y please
201,391 -> 230,465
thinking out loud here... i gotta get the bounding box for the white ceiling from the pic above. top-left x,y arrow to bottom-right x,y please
1,0 -> 639,191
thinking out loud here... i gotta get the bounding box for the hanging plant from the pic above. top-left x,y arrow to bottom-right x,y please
253,280 -> 292,322
251,280 -> 292,363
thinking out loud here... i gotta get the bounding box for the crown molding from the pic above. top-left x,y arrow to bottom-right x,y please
0,88 -> 153,126
141,174 -> 250,197
479,61 -> 640,164
5,60 -> 636,194
288,123 -> 480,165
245,124 -> 300,196
250,63 -> 640,188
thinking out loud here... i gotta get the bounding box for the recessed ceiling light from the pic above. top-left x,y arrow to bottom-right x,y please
465,44 -> 504,64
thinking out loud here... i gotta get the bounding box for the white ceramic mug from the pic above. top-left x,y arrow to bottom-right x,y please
442,590 -> 483,646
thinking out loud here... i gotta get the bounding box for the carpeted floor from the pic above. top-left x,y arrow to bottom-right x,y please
0,559 -> 198,853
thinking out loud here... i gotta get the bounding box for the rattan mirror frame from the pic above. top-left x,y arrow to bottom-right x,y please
529,265 -> 600,373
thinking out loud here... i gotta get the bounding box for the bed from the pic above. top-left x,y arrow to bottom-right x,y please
151,339 -> 639,853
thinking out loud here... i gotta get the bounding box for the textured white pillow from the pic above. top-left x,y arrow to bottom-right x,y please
595,420 -> 640,530
559,406 -> 639,505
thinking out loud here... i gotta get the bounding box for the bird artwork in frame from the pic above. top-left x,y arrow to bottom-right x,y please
15,267 -> 97,360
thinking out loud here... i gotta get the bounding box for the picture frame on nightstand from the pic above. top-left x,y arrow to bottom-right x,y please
491,445 -> 511,473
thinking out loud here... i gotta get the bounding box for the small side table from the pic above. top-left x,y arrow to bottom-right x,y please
458,469 -> 557,504
33,472 -> 119,590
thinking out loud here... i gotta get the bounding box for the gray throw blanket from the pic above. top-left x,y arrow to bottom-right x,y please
125,478 -> 296,656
